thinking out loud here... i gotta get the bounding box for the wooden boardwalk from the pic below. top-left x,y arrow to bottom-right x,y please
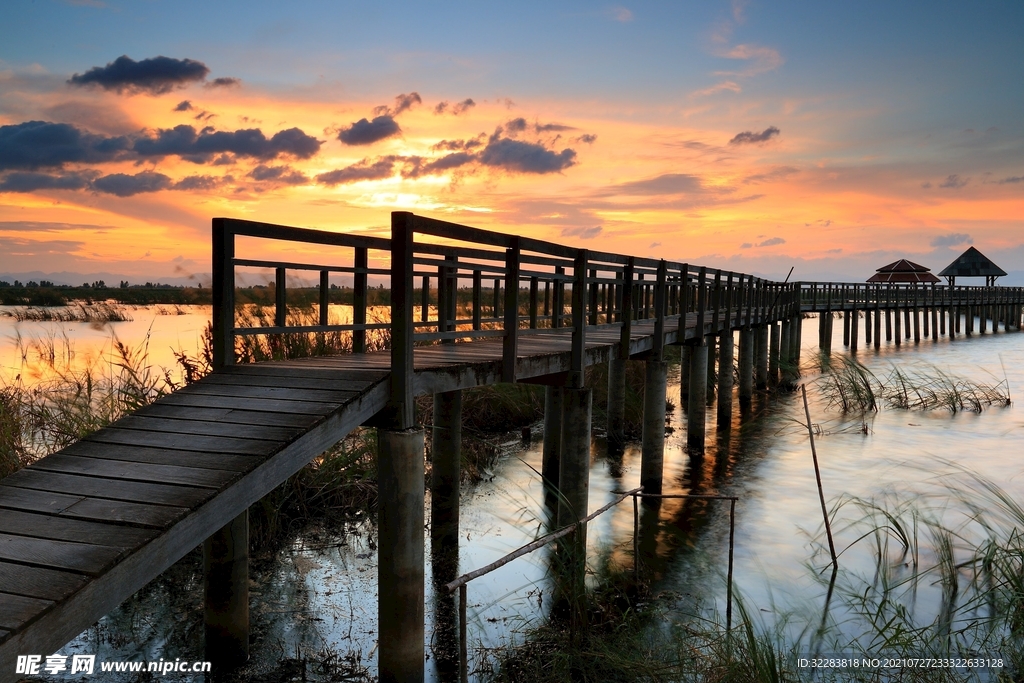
0,314 -> 698,673
2,212 -> 1021,680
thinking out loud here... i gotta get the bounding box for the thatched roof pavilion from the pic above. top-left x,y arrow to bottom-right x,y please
867,258 -> 940,284
938,246 -> 1006,286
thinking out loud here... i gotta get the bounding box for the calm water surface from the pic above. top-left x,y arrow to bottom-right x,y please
5,309 -> 1022,680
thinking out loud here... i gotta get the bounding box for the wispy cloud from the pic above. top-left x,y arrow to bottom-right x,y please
930,232 -> 972,247
729,126 -> 779,145
938,174 -> 968,189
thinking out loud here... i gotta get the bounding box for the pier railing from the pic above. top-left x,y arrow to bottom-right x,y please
799,281 -> 1024,312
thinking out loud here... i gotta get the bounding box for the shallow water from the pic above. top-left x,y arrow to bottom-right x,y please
6,309 -> 1023,680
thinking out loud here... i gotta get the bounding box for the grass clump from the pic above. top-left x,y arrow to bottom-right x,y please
817,356 -> 1010,414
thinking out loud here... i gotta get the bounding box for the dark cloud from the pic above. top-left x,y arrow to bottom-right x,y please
431,136 -> 484,152
503,118 -> 528,135
930,233 -> 972,247
404,152 -> 475,178
68,55 -> 210,95
92,170 -> 173,196
173,175 -> 224,191
560,225 -> 602,240
996,176 -> 1023,184
740,242 -> 753,249
574,134 -> 597,144
649,242 -> 662,249
338,116 -> 401,145
939,174 -> 968,189
134,125 -> 321,162
316,157 -> 399,185
174,100 -> 193,112
757,237 -> 785,247
535,122 -> 575,133
373,92 -> 422,117
743,165 -> 799,183
606,173 -> 703,196
212,154 -> 234,166
0,121 -> 131,171
479,138 -> 576,174
728,126 -> 780,145
248,164 -> 308,184
921,181 -> 932,188
0,171 -> 95,193
434,98 -> 476,115
206,77 -> 240,88
194,111 -> 215,122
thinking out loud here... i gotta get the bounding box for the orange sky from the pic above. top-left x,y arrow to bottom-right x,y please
2,1 -> 1022,283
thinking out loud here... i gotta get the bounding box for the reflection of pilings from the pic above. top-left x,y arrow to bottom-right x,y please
755,325 -> 769,389
737,328 -> 753,411
606,357 -> 626,453
378,428 -> 425,683
680,345 -> 691,411
430,515 -> 460,680
635,497 -> 662,580
686,342 -> 708,455
431,390 -> 462,548
557,387 -> 592,631
542,386 -> 564,492
204,510 -> 249,668
768,323 -> 780,384
717,331 -> 734,428
641,360 -> 668,494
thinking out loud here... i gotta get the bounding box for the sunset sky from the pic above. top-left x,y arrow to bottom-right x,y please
2,0 -> 1022,284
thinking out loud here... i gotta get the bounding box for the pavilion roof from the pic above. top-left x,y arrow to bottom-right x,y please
938,247 -> 1007,278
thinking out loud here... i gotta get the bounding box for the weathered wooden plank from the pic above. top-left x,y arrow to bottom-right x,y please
0,533 -> 125,576
110,414 -> 299,442
179,382 -> 357,403
200,372 -> 375,392
134,403 -> 321,429
0,561 -> 90,602
0,509 -> 155,547
0,593 -> 53,632
157,392 -> 340,415
224,363 -> 387,379
31,454 -> 237,489
61,441 -> 257,472
84,427 -> 282,456
3,469 -> 214,508
0,486 -> 188,528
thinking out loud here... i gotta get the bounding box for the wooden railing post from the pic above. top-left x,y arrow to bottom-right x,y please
211,218 -> 235,369
472,270 -> 482,331
275,267 -> 287,328
502,238 -> 521,383
529,276 -> 539,329
619,258 -> 635,358
569,249 -> 588,387
553,266 -> 565,329
319,270 -> 330,327
353,247 -> 368,353
389,211 -> 416,429
652,260 -> 667,362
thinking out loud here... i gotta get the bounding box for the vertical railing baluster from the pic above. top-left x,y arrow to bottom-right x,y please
275,267 -> 287,328
554,266 -> 565,328
502,239 -> 521,382
390,211 -> 415,428
570,249 -> 588,386
529,275 -> 539,329
319,270 -> 330,327
353,247 -> 367,353
472,270 -> 482,331
211,218 -> 235,368
619,258 -> 634,358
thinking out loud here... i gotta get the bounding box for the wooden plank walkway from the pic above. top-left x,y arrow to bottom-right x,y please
0,312 -> 705,674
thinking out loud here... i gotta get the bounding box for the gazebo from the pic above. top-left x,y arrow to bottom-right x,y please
867,259 -> 940,284
938,246 -> 1006,286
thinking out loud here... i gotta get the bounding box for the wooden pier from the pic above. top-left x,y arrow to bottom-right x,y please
1,213 -> 1021,682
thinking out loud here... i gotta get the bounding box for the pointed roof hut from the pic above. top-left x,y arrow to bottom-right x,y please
938,246 -> 1006,286
867,258 -> 940,284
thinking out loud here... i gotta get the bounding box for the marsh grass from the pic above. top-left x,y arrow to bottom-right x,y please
233,303 -> 391,363
4,302 -> 134,323
818,355 -> 1010,414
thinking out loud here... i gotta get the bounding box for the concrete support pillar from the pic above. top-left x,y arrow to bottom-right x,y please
378,428 -> 426,683
864,306 -> 873,346
738,328 -> 754,411
431,390 -> 462,548
606,356 -> 627,452
755,325 -> 769,390
874,310 -> 882,350
821,314 -> 833,356
429,392 -> 461,680
894,308 -> 902,347
792,315 -> 803,373
204,511 -> 249,668
885,309 -> 893,342
640,360 -> 669,494
543,386 -> 564,490
780,319 -> 791,379
557,387 -> 592,630
843,311 -> 851,346
686,342 -> 709,455
904,308 -> 912,338
913,307 -> 921,342
716,331 -> 734,428
768,323 -> 780,385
